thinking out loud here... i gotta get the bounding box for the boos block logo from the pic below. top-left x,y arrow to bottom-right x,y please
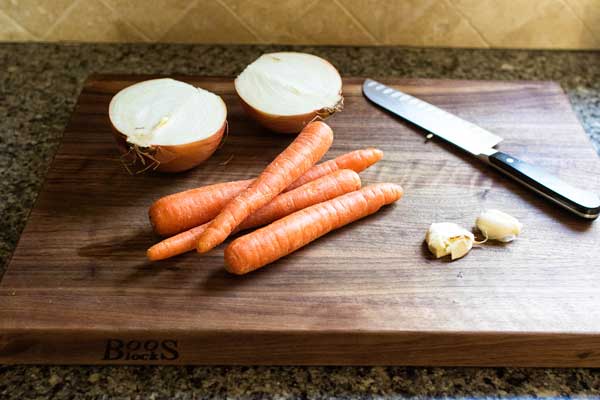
102,339 -> 179,361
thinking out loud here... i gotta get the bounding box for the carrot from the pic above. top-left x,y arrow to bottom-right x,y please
197,121 -> 334,253
149,179 -> 253,236
285,148 -> 383,191
147,169 -> 362,261
238,169 -> 361,230
224,183 -> 404,275
147,222 -> 211,261
148,147 -> 383,236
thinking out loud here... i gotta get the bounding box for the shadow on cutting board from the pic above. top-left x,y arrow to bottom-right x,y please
393,116 -> 596,232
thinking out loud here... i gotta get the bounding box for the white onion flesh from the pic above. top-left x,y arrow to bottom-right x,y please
235,52 -> 343,117
109,78 -> 226,147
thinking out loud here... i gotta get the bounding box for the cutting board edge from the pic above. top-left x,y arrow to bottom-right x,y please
1,327 -> 600,366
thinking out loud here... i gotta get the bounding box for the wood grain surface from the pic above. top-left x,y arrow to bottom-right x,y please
1,76 -> 600,366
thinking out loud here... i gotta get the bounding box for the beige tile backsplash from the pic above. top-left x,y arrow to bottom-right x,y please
1,0 -> 598,48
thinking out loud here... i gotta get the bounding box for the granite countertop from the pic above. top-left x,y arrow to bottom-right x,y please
1,43 -> 599,399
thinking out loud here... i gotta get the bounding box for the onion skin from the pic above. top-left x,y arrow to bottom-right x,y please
237,94 -> 343,134
111,121 -> 226,173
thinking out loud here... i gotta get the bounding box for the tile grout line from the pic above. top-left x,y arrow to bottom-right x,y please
98,0 -> 151,42
445,0 -> 491,48
332,0 -> 379,45
214,0 -> 264,43
0,8 -> 38,40
290,0 -> 320,46
559,0 -> 600,46
297,0 -> 323,19
295,0 -> 326,23
43,0 -> 82,40
157,0 -> 201,42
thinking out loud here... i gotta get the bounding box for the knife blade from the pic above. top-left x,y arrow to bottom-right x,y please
363,78 -> 600,219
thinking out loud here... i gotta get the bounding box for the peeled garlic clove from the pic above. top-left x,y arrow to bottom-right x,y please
476,209 -> 522,242
425,223 -> 475,260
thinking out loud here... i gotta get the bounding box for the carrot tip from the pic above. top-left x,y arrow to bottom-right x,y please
146,249 -> 159,261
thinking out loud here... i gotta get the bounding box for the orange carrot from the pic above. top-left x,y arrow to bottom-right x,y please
285,148 -> 383,191
147,222 -> 210,261
149,147 -> 383,236
197,121 -> 334,253
147,169 -> 362,261
238,169 -> 361,230
224,183 -> 404,275
149,179 -> 253,236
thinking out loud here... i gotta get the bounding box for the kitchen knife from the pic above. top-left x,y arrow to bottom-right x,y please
363,78 -> 600,219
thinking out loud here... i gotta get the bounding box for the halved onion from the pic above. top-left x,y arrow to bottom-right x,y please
109,78 -> 227,173
235,52 -> 343,134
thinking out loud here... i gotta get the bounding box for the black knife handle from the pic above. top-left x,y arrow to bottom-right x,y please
488,151 -> 600,219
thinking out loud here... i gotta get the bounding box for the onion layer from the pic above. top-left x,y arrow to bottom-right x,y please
235,52 -> 343,134
109,78 -> 227,173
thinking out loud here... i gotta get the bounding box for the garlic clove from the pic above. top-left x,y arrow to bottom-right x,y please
425,223 -> 475,260
476,209 -> 522,242
448,236 -> 474,260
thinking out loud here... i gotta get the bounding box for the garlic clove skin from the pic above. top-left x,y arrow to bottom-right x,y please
476,209 -> 522,242
426,223 -> 475,260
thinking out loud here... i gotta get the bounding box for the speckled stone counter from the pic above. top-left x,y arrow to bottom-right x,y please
1,44 -> 599,399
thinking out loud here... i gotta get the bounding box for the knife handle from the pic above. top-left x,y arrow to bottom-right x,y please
487,151 -> 600,219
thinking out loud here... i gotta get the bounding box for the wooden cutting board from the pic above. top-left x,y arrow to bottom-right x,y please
1,76 -> 600,366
